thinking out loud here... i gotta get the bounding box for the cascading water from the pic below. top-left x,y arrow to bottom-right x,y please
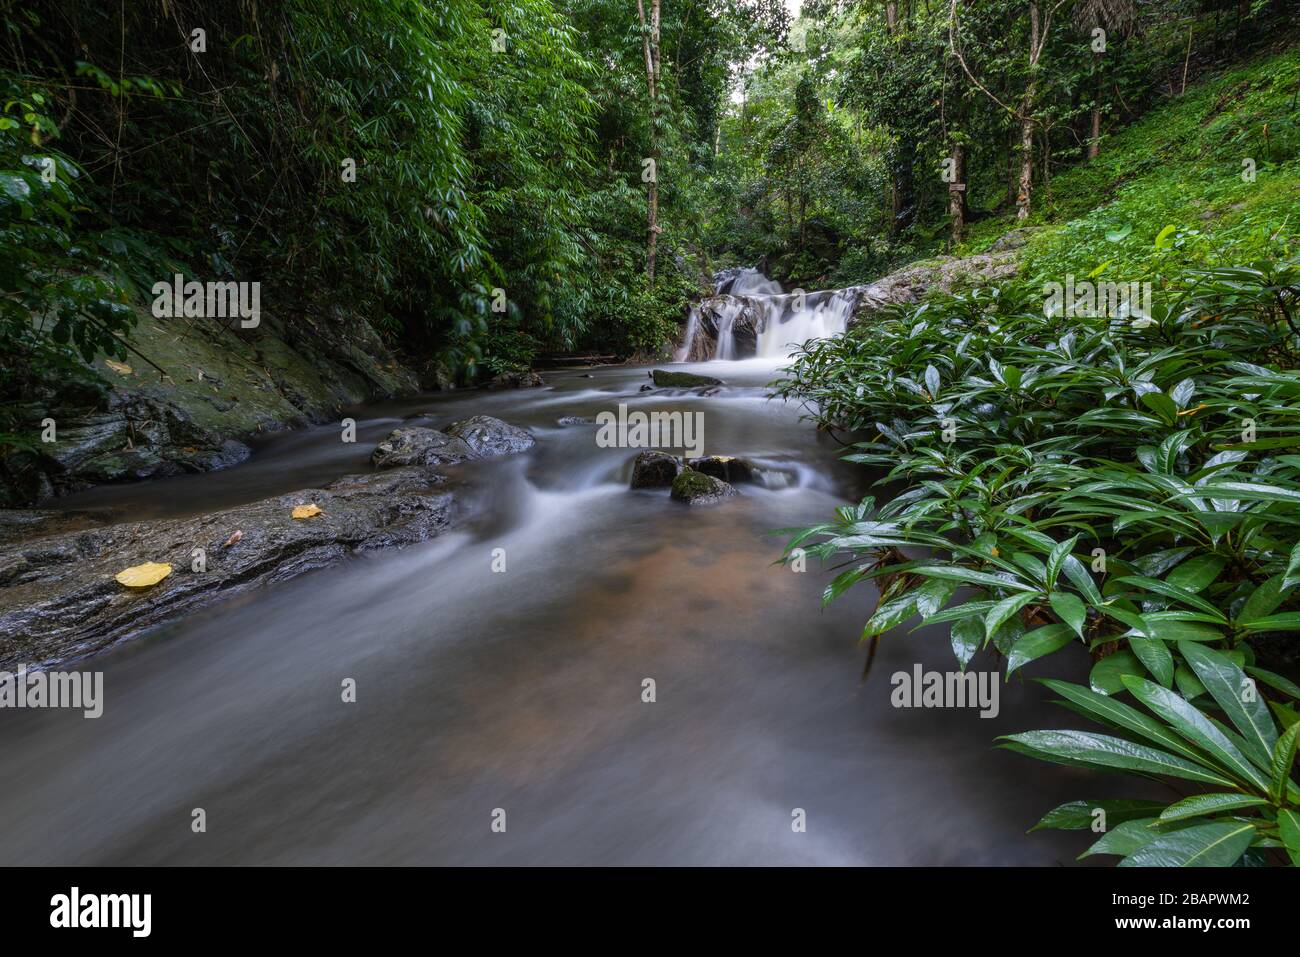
712,299 -> 745,360
754,288 -> 856,360
677,267 -> 856,363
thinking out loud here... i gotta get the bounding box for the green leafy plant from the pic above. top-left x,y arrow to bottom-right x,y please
1009,644 -> 1300,866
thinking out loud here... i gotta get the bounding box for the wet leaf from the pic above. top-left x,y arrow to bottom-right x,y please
115,562 -> 173,588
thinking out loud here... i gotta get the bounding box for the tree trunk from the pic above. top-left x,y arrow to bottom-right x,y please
948,142 -> 965,246
1087,103 -> 1101,160
886,2 -> 898,33
637,0 -> 661,282
1017,110 -> 1033,220
1017,3 -> 1039,221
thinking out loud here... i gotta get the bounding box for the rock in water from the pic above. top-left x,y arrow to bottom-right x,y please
0,468 -> 456,668
444,415 -> 536,457
487,371 -> 545,389
670,468 -> 737,506
688,455 -> 755,484
630,451 -> 680,488
650,369 -> 723,388
371,427 -> 473,469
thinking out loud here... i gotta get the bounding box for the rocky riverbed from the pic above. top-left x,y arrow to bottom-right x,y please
0,415 -> 534,668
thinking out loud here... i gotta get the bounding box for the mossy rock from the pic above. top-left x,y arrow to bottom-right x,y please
651,369 -> 722,388
670,468 -> 737,506
688,455 -> 754,484
630,450 -> 680,488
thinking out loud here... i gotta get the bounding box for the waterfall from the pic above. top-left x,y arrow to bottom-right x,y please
713,299 -> 745,360
674,268 -> 857,363
755,289 -> 856,359
674,306 -> 701,362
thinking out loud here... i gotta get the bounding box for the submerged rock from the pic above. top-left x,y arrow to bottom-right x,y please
688,455 -> 755,484
557,415 -> 595,426
371,427 -> 472,469
650,369 -> 723,388
487,371 -> 545,389
0,468 -> 457,669
670,468 -> 737,506
630,450 -> 681,489
444,415 -> 536,458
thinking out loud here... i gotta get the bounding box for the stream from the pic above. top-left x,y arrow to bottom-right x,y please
0,356 -> 1100,865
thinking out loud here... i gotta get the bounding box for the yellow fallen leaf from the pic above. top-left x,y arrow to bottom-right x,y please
105,359 -> 133,376
291,504 -> 322,520
115,562 -> 173,589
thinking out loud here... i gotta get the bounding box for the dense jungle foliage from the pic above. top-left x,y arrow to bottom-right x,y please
775,19 -> 1300,864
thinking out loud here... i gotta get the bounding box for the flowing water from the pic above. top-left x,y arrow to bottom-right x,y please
678,268 -> 858,362
0,356 -> 1103,865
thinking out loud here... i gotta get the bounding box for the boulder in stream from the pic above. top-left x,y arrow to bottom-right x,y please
371,427 -> 473,469
443,415 -> 536,458
688,455 -> 755,484
650,369 -> 723,388
630,450 -> 681,489
487,371 -> 545,389
670,468 -> 737,506
0,467 -> 457,669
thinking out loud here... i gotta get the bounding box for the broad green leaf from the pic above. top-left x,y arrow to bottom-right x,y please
1119,821 -> 1255,867
1006,624 -> 1074,676
1113,574 -> 1224,620
1269,700 -> 1300,731
1038,678 -> 1203,761
950,617 -> 982,670
1246,665 -> 1300,701
1031,799 -> 1165,832
862,592 -> 919,638
1284,541 -> 1300,591
1187,482 -> 1300,504
1164,554 -> 1226,593
985,592 -> 1039,641
1145,618 -> 1223,643
922,600 -> 995,625
1240,612 -> 1300,634
1082,819 -> 1161,858
1000,729 -> 1236,787
1061,554 -> 1103,605
1129,636 -> 1174,688
1180,642 -> 1278,761
1174,664 -> 1206,700
1049,592 -> 1086,638
1158,794 -> 1268,822
1278,809 -> 1300,866
910,565 -> 1036,591
1122,676 -> 1271,791
1270,721 -> 1300,805
1045,534 -> 1080,590
1240,575 -> 1287,624
914,578 -> 958,618
1139,392 -> 1178,425
1090,649 -> 1144,695
1099,604 -> 1152,637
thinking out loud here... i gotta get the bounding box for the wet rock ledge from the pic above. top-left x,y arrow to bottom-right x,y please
0,415 -> 533,669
